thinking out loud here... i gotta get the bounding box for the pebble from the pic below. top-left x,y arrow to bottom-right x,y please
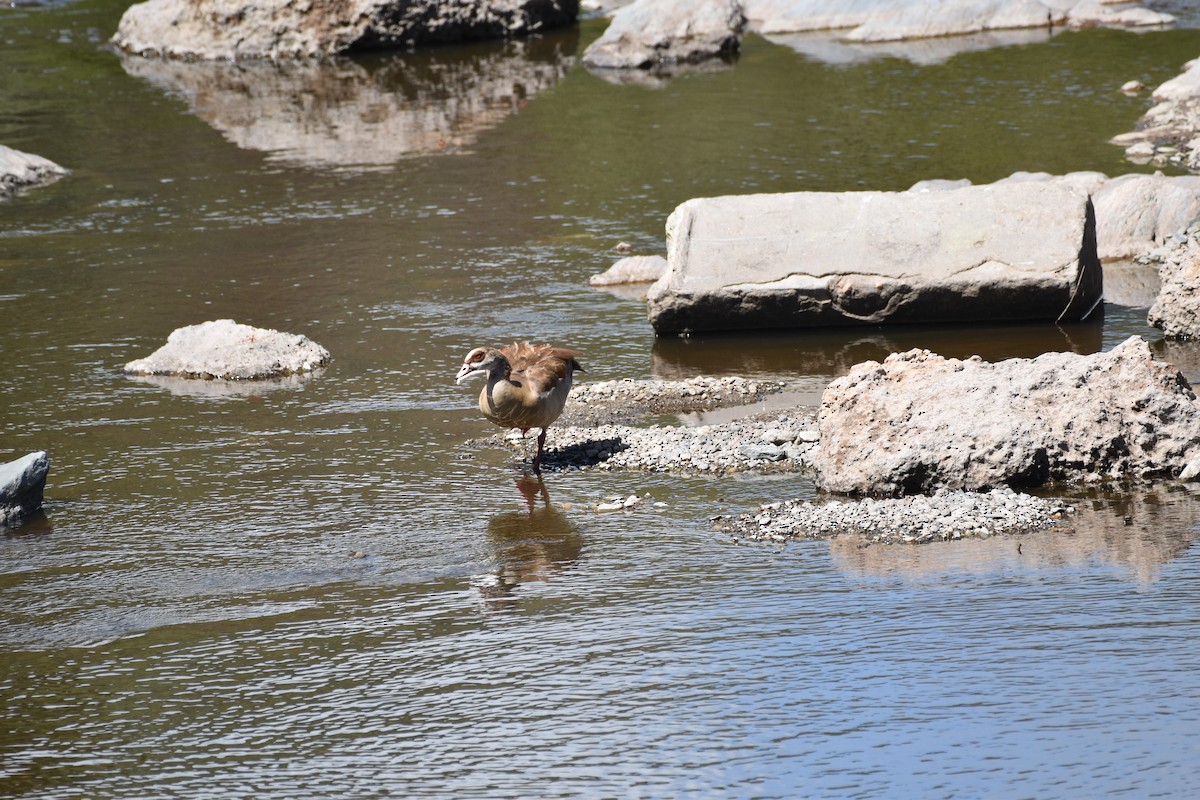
716,486 -> 1074,545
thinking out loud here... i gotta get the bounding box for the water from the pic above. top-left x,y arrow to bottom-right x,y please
4,2 -> 1200,796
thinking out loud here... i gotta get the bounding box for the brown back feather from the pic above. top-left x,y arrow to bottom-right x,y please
500,342 -> 583,394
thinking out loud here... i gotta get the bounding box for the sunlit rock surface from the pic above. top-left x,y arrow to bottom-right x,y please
813,337 -> 1200,496
112,0 -> 579,59
119,37 -> 574,167
0,145 -> 67,197
647,182 -> 1102,334
1149,237 -> 1200,339
581,0 -> 745,69
124,319 -> 330,380
0,452 -> 49,529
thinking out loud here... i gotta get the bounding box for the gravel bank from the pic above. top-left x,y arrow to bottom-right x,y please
717,486 -> 1075,545
476,376 -> 815,474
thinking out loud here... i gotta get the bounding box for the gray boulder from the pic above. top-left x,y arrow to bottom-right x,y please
0,452 -> 49,529
124,319 -> 330,380
581,0 -> 745,69
1112,56 -> 1200,171
813,336 -> 1200,496
0,145 -> 68,198
646,182 -> 1102,334
113,0 -> 579,60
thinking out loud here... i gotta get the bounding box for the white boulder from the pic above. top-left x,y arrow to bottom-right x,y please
124,319 -> 330,380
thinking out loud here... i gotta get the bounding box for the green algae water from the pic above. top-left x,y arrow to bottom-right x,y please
4,2 -> 1200,796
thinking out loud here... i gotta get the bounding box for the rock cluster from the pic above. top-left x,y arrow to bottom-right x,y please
813,337 -> 1200,496
0,452 -> 50,529
718,486 -> 1073,545
124,319 -> 330,380
0,145 -> 68,198
586,0 -> 1173,71
1112,54 -> 1200,171
113,0 -> 579,60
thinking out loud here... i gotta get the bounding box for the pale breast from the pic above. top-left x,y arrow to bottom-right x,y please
479,369 -> 574,431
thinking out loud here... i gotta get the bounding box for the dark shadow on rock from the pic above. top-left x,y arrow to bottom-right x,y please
118,32 -> 577,169
476,475 -> 582,609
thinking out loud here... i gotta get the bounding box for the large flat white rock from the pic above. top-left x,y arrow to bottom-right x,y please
647,182 -> 1102,334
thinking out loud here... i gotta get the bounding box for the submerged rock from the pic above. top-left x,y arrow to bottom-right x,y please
813,337 -> 1200,496
123,319 -> 330,380
582,0 -> 745,69
0,452 -> 49,529
647,182 -> 1102,334
588,255 -> 668,286
112,0 -> 579,60
0,145 -> 68,198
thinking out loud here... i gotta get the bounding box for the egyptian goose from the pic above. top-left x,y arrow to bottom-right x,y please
456,342 -> 584,472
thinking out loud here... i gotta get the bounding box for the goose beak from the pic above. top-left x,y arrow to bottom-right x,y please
455,363 -> 477,384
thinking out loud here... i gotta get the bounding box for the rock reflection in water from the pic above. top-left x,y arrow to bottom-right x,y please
124,370 -> 323,398
476,475 -> 581,608
118,35 -> 577,168
651,320 -> 1104,381
828,486 -> 1200,584
763,28 -> 1056,67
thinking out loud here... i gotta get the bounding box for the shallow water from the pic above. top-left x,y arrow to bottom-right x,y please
4,2 -> 1200,797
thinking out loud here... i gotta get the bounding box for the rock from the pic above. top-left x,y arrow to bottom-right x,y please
0,452 -> 49,529
647,182 -> 1102,334
1149,245 -> 1200,338
1091,173 -> 1200,260
581,0 -> 745,69
113,0 -> 579,60
742,0 -> 1171,39
1066,0 -> 1173,29
124,319 -> 330,380
1121,79 -> 1146,94
813,337 -> 1200,496
119,37 -> 573,167
589,255 -> 668,285
0,145 -> 68,198
841,0 -> 1067,43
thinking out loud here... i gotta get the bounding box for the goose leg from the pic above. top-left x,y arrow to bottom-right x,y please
532,428 -> 548,473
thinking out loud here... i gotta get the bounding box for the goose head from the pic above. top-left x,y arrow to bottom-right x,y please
456,347 -> 508,384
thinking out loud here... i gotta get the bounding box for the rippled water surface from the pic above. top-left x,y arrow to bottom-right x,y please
5,2 -> 1200,797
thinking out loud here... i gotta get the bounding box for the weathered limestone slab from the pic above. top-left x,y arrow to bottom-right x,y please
113,0 -> 578,60
589,255 -> 668,285
646,182 -> 1102,334
581,0 -> 744,69
813,337 -> 1200,497
0,452 -> 49,529
124,319 -> 330,380
0,145 -> 68,198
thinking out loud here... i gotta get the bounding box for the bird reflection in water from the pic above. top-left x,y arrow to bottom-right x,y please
474,475 -> 582,610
